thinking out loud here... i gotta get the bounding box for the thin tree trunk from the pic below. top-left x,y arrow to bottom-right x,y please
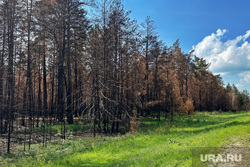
66,0 -> 73,124
43,32 -> 48,119
7,0 -> 16,153
0,4 -> 6,134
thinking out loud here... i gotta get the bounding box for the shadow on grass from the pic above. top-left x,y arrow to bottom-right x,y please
174,113 -> 248,128
170,120 -> 250,137
138,112 -> 249,138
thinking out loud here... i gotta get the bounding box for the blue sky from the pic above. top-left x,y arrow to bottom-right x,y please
122,0 -> 250,92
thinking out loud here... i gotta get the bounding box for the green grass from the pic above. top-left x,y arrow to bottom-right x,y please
1,111 -> 250,167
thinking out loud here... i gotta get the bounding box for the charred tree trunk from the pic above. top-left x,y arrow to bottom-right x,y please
7,0 -> 16,153
66,0 -> 73,124
0,3 -> 6,134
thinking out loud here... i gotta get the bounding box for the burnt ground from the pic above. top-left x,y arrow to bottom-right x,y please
0,122 -> 119,155
0,124 -> 92,155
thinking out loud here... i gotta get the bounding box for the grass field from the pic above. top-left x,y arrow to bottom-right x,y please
1,111 -> 250,167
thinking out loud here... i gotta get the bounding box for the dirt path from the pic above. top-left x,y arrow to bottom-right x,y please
212,134 -> 250,167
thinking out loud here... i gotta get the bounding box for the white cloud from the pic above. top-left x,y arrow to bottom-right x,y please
193,29 -> 250,74
235,82 -> 244,88
234,71 -> 250,90
239,71 -> 250,84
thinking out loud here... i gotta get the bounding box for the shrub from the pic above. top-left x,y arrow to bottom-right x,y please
179,99 -> 195,115
129,108 -> 140,133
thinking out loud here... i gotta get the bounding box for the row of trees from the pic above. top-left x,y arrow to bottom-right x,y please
0,0 -> 249,153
